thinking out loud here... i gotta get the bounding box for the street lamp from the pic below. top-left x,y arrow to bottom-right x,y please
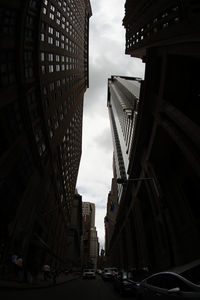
116,177 -> 159,198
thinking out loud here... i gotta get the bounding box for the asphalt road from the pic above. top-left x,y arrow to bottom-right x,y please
0,275 -> 136,300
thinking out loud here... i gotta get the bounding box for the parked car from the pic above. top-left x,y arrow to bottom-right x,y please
110,267 -> 118,277
137,271 -> 200,299
113,270 -> 140,296
82,268 -> 96,279
102,267 -> 118,281
96,269 -> 102,275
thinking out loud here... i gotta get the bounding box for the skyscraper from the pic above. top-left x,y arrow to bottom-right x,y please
82,202 -> 98,269
0,0 -> 92,276
106,75 -> 143,268
107,75 -> 142,203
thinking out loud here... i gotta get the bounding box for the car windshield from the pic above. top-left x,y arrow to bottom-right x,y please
104,269 -> 112,272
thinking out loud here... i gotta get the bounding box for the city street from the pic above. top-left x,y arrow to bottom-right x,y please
0,275 -> 135,300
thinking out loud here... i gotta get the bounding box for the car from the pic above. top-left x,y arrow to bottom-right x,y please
102,268 -> 117,281
82,268 -> 96,279
110,267 -> 119,277
113,270 -> 140,296
137,271 -> 200,299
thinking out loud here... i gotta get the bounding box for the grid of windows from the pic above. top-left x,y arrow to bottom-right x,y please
0,101 -> 23,156
59,104 -> 83,206
0,8 -> 16,35
40,50 -> 83,74
39,0 -> 91,217
0,51 -> 16,87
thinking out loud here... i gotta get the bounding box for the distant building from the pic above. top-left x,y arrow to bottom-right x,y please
81,202 -> 98,269
65,190 -> 83,269
0,0 -> 92,277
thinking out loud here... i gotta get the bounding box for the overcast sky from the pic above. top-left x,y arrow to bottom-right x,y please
76,0 -> 145,250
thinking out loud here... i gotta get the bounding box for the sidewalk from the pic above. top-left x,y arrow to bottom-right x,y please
0,272 -> 81,291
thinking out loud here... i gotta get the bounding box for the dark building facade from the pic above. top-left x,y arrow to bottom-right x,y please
106,0 -> 200,272
0,0 -> 92,278
81,202 -> 98,269
65,190 -> 83,270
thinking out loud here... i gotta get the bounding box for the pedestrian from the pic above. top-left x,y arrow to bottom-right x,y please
12,254 -> 24,282
42,264 -> 51,280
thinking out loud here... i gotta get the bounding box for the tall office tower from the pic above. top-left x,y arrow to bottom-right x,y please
110,0 -> 200,272
106,75 -> 142,267
107,75 -> 142,202
89,228 -> 98,269
82,202 -> 98,268
82,202 -> 95,227
0,0 -> 92,276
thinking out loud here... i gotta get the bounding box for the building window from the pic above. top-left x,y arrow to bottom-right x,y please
43,86 -> 47,95
48,53 -> 53,61
25,28 -> 33,39
41,65 -> 45,74
25,67 -> 34,79
56,65 -> 60,71
48,36 -> 53,44
50,5 -> 55,12
49,82 -> 54,91
49,13 -> 54,20
40,52 -> 45,61
41,33 -> 45,41
48,26 -> 54,34
0,51 -> 16,87
41,22 -> 46,31
42,7 -> 47,14
0,8 -> 16,35
26,15 -> 34,26
49,65 -> 54,73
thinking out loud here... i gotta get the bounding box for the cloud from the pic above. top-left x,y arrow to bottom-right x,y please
77,0 -> 145,250
93,127 -> 113,153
